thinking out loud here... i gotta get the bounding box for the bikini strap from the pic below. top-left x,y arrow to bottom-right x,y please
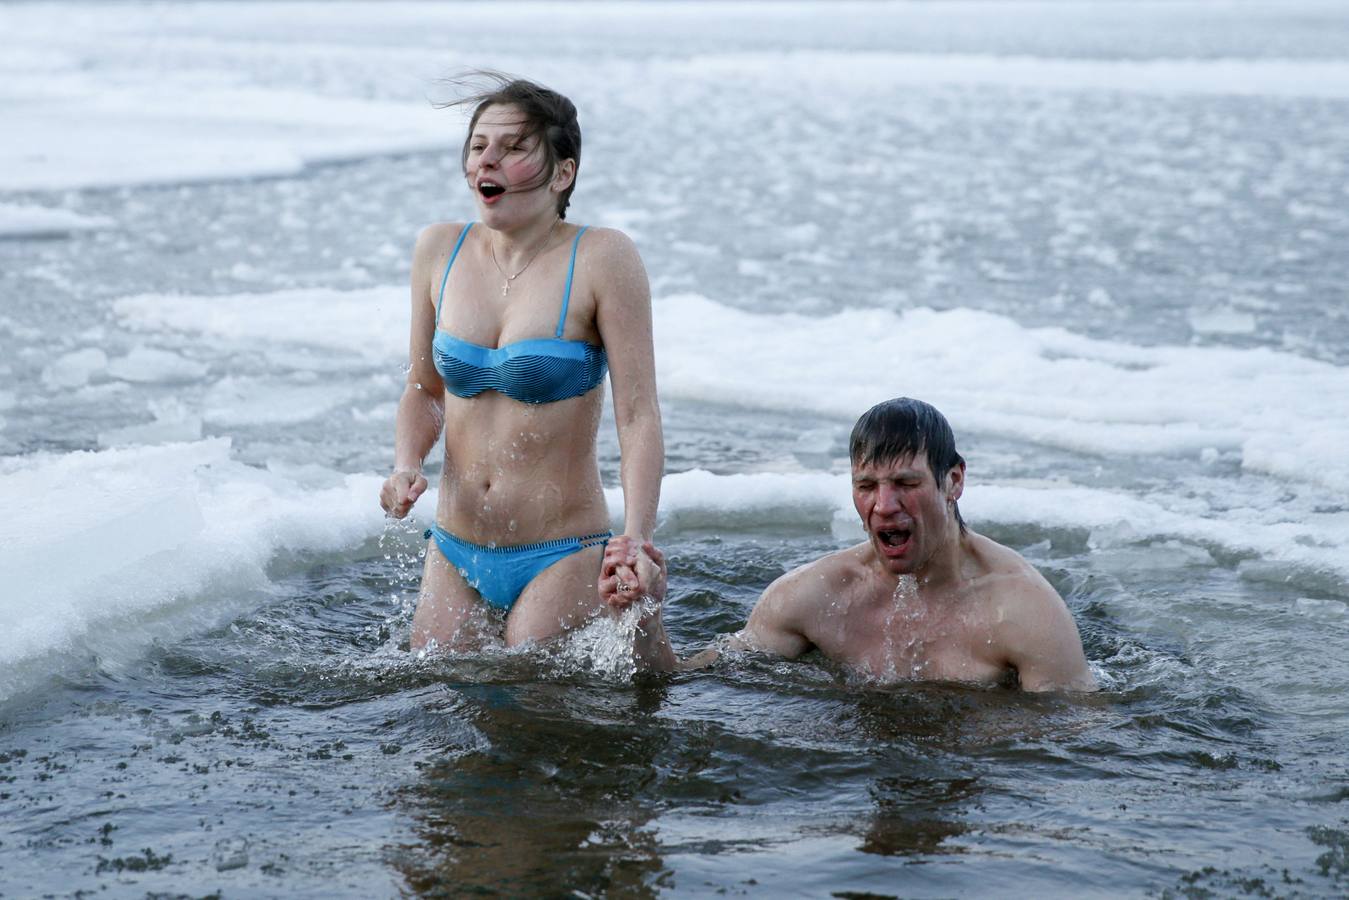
435,222 -> 474,325
555,225 -> 590,339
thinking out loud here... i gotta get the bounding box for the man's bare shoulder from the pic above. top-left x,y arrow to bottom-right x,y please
963,531 -> 1058,602
750,544 -> 870,630
960,530 -> 1072,646
738,543 -> 874,659
962,531 -> 1097,691
764,543 -> 872,609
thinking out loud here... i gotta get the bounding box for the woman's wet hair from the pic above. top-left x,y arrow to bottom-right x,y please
441,71 -> 582,219
850,397 -> 966,531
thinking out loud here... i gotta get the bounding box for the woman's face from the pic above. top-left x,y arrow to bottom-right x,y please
464,103 -> 570,225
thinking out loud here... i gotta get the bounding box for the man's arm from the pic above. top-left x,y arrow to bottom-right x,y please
737,571 -> 816,659
601,539 -> 817,672
996,575 -> 1098,692
673,573 -> 819,669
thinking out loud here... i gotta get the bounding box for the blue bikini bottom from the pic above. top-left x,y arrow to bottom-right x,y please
424,524 -> 611,612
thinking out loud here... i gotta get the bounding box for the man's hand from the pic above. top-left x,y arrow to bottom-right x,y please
600,536 -> 666,611
380,469 -> 427,519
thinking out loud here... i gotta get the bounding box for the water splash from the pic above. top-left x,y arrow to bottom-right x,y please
553,597 -> 661,681
874,574 -> 927,682
377,515 -> 426,647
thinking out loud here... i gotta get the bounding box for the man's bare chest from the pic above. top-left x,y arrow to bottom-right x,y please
809,591 -> 1009,685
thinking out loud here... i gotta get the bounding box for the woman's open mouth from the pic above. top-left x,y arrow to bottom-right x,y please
478,180 -> 506,201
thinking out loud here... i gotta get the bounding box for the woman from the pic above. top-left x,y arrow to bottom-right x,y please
380,77 -> 662,650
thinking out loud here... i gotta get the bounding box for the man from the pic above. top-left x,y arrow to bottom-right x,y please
602,397 -> 1097,692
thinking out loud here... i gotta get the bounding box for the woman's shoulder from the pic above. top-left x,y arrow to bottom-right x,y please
416,220 -> 471,250
410,222 -> 472,274
575,224 -> 637,253
573,225 -> 644,280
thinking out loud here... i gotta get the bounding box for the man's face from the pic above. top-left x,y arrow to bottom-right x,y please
851,451 -> 964,576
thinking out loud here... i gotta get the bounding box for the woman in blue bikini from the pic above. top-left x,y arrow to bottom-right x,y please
379,77 -> 663,651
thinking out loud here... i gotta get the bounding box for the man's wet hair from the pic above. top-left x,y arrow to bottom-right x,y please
442,71 -> 582,219
849,397 -> 966,532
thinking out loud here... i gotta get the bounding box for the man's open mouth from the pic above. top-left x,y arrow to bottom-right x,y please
478,180 -> 506,198
877,529 -> 911,549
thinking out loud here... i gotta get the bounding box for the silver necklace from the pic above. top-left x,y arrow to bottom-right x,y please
490,219 -> 559,296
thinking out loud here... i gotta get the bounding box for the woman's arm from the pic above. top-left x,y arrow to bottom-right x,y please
592,228 -> 664,543
380,225 -> 453,518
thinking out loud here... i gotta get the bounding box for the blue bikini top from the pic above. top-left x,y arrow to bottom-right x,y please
432,223 -> 607,404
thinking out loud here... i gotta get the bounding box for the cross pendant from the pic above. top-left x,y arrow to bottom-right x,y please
501,281 -> 510,296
